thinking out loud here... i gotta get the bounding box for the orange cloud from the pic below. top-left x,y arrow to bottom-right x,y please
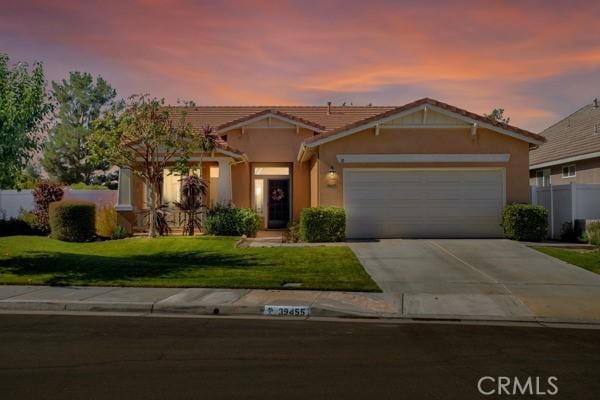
1,0 -> 599,130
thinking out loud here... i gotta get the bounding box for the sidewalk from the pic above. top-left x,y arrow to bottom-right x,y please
0,285 -> 397,318
2,284 -> 600,325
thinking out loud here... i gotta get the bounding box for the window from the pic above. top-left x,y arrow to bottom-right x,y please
562,164 -> 576,178
254,179 -> 264,214
536,168 -> 550,187
209,166 -> 219,178
254,167 -> 289,176
162,170 -> 182,204
161,168 -> 202,206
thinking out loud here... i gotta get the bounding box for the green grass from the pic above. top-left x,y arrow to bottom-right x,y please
0,236 -> 379,292
532,246 -> 600,274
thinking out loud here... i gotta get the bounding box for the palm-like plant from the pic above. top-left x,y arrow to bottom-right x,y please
174,175 -> 208,235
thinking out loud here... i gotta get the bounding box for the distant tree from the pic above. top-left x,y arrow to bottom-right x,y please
89,94 -> 196,237
485,108 -> 511,124
0,53 -> 52,189
42,72 -> 121,184
16,163 -> 42,190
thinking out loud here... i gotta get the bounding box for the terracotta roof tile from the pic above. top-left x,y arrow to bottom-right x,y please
165,98 -> 544,152
217,109 -> 326,131
304,98 -> 545,145
166,105 -> 395,134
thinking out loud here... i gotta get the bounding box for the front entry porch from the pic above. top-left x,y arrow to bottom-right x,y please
115,155 -> 239,233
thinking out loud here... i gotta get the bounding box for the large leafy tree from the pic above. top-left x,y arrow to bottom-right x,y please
42,72 -> 120,184
0,53 -> 52,189
89,94 -> 197,237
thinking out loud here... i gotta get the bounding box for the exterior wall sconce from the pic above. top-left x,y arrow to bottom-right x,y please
326,165 -> 337,187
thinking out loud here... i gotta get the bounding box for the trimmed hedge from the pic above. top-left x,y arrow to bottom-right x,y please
300,207 -> 345,242
96,206 -> 118,239
583,221 -> 600,246
0,218 -> 37,237
501,203 -> 548,242
49,200 -> 96,242
205,203 -> 260,237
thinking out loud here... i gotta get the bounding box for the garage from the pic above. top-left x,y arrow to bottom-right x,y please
344,169 -> 505,238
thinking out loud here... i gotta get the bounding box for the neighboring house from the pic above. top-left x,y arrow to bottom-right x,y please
116,98 -> 545,238
530,99 -> 600,187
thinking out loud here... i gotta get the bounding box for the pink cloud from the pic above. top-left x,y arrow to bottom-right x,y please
1,0 -> 599,131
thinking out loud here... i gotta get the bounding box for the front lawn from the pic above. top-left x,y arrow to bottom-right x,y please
532,246 -> 600,274
0,236 -> 379,292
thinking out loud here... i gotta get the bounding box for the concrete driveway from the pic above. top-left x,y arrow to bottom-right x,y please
349,239 -> 600,321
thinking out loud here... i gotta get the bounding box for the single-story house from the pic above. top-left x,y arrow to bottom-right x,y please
530,99 -> 600,186
116,98 -> 545,238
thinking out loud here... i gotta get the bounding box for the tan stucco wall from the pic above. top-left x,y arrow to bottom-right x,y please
315,127 -> 530,206
226,127 -> 313,220
530,157 -> 600,186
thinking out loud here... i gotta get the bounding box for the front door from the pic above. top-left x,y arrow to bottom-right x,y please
267,179 -> 290,229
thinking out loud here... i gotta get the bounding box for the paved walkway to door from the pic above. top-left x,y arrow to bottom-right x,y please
349,239 -> 600,321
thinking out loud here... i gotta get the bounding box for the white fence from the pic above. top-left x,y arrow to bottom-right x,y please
530,183 -> 600,239
0,189 -> 117,219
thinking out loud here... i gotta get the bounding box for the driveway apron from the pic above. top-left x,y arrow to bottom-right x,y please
349,239 -> 600,320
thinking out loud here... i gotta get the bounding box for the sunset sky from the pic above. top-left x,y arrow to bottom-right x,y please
2,0 -> 599,132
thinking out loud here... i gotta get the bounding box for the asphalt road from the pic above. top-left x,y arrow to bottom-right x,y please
0,314 -> 599,399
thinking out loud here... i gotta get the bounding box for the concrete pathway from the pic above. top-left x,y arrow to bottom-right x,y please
0,285 -> 397,318
349,239 -> 600,321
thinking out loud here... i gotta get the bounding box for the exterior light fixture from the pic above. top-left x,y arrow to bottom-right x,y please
326,165 -> 337,187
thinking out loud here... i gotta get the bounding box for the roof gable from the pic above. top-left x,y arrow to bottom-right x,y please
217,109 -> 326,133
302,98 -> 545,148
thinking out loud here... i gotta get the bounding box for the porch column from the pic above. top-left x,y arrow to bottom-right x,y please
217,159 -> 232,204
116,167 -> 133,211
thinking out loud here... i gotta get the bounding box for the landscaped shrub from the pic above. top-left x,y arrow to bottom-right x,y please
299,207 -> 346,242
583,221 -> 600,246
284,221 -> 300,243
0,210 -> 45,237
0,218 -> 35,236
32,181 -> 64,233
501,203 -> 548,241
49,200 -> 96,242
96,206 -> 118,239
205,203 -> 260,237
111,225 -> 129,240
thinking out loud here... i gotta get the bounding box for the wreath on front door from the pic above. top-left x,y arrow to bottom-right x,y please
271,188 -> 285,201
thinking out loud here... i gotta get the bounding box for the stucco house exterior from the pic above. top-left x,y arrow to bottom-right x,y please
116,98 -> 545,238
530,99 -> 600,187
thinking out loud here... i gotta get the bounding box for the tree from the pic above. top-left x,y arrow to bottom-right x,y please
16,163 -> 42,190
89,94 -> 196,237
32,181 -> 64,234
42,72 -> 120,184
0,53 -> 52,189
485,108 -> 511,124
174,175 -> 208,236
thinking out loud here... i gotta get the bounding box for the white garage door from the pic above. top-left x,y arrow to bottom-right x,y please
344,169 -> 505,238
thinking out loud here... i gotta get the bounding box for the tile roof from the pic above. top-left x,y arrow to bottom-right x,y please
217,109 -> 327,132
167,105 -> 396,133
166,98 -> 545,157
304,98 -> 545,145
530,100 -> 600,166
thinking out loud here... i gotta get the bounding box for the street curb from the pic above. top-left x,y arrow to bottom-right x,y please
1,300 -> 600,326
0,299 -> 383,319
